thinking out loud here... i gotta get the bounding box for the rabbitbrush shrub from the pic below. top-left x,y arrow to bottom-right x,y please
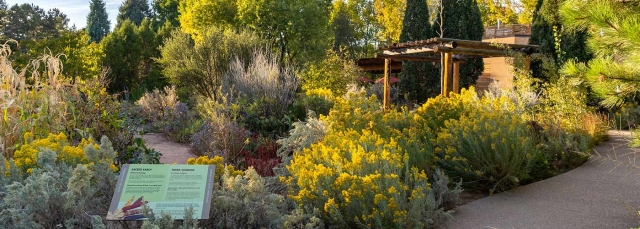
285,89 -> 459,228
0,136 -> 119,228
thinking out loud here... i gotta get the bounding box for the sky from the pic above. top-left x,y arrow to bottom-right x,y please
6,0 -> 122,30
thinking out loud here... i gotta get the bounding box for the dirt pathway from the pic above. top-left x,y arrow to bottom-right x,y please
142,133 -> 196,164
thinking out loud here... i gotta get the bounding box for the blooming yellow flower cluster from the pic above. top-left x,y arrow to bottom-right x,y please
305,88 -> 334,102
286,129 -> 428,227
186,155 -> 243,182
286,89 -> 439,227
12,132 -> 100,173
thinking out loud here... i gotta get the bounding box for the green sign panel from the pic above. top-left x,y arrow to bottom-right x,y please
107,164 -> 215,220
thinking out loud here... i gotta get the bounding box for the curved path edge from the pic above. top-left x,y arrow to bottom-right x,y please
443,130 -> 640,229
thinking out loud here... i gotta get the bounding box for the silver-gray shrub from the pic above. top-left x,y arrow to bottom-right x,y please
0,136 -> 118,228
276,111 -> 326,165
223,48 -> 299,118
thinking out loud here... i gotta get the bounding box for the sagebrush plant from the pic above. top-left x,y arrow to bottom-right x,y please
276,111 -> 327,165
223,48 -> 298,119
140,205 -> 200,229
220,48 -> 299,137
0,136 -> 118,228
202,167 -> 287,229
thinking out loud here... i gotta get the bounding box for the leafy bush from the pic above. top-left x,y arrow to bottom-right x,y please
300,49 -> 360,96
115,138 -> 163,166
293,88 -> 335,117
158,28 -> 263,103
0,136 -> 119,228
243,141 -> 281,177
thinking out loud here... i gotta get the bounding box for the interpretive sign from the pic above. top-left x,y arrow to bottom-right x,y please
106,164 -> 215,220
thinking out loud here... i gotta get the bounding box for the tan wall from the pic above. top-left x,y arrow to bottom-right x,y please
478,35 -> 530,91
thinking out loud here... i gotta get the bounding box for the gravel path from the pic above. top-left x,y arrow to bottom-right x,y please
142,133 -> 196,164
443,130 -> 640,229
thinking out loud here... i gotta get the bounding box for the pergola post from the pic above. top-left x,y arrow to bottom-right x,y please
453,62 -> 460,93
442,52 -> 453,97
384,58 -> 391,110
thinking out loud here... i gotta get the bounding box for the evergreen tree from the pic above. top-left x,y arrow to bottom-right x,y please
102,20 -> 142,93
117,0 -> 150,27
152,0 -> 179,27
86,0 -> 110,43
433,0 -> 484,89
529,0 -> 591,80
561,0 -> 640,108
398,0 -> 439,102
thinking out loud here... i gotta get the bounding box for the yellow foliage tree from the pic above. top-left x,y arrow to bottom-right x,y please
178,0 -> 237,40
374,0 -> 406,43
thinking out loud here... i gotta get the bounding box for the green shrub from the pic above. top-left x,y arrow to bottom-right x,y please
435,90 -> 539,193
116,138 -> 163,166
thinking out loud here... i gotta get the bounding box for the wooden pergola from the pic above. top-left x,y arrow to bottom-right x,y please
376,37 -> 539,109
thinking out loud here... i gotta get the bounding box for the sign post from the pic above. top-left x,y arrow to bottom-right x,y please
107,164 -> 215,220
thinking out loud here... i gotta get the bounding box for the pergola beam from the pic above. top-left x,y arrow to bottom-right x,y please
375,53 -> 466,63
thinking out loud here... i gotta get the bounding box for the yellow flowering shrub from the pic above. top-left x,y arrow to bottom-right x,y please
286,130 -> 433,228
13,132 -> 99,173
322,89 -> 436,172
186,155 -> 243,182
436,91 -> 538,193
286,89 -> 444,228
415,87 -> 479,132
